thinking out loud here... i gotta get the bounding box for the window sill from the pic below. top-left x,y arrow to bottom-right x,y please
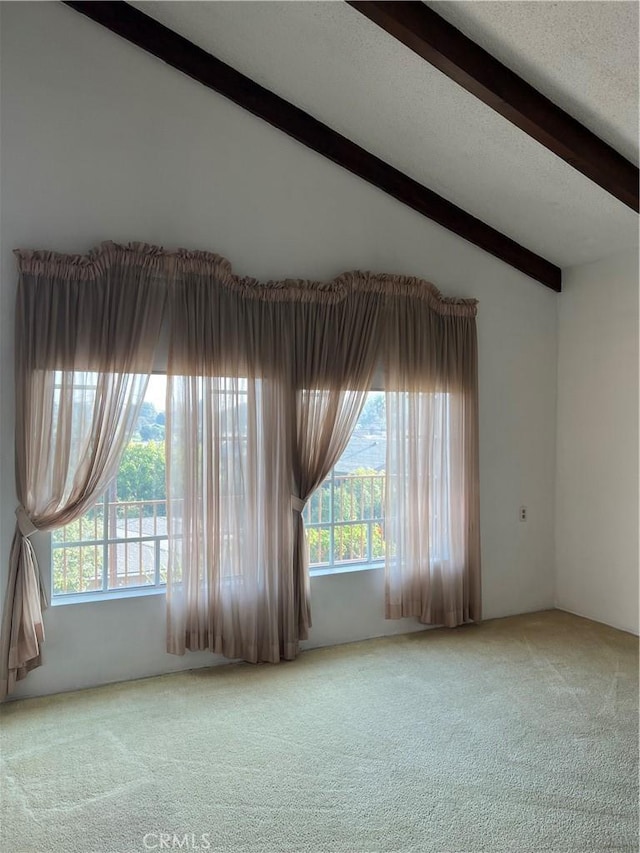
310,561 -> 383,578
51,586 -> 166,607
51,564 -> 385,606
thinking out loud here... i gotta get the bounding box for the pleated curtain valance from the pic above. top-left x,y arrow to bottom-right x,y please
15,243 -> 168,373
2,241 -> 480,699
15,241 -> 476,308
14,242 -> 477,380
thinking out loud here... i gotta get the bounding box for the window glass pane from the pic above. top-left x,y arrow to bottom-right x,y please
304,391 -> 387,572
52,540 -> 104,596
303,390 -> 451,571
52,375 -> 168,597
51,503 -> 103,545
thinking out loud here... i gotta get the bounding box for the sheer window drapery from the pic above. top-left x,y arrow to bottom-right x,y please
166,269 -> 295,661
3,242 -> 480,697
291,291 -> 382,642
0,244 -> 166,699
383,289 -> 480,625
165,265 -> 382,661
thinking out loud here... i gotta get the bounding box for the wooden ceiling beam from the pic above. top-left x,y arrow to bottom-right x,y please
63,1 -> 562,290
348,1 -> 639,213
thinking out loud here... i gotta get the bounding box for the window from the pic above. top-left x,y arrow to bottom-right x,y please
52,384 -> 449,594
304,391 -> 387,572
52,375 -> 168,598
304,390 -> 453,573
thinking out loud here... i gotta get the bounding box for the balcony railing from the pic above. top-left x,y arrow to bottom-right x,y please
303,471 -> 386,570
52,498 -> 169,595
52,472 -> 387,595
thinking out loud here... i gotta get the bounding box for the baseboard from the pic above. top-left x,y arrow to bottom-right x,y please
554,604 -> 639,637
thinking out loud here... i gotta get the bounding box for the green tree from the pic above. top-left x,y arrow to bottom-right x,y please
134,402 -> 165,442
334,467 -> 384,521
116,440 -> 166,512
52,518 -> 102,594
358,392 -> 385,430
306,522 -> 385,565
138,401 -> 157,424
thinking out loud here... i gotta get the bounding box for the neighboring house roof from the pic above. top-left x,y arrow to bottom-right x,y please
335,433 -> 386,475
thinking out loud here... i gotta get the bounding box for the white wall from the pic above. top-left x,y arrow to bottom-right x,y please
0,2 -> 558,699
556,249 -> 639,635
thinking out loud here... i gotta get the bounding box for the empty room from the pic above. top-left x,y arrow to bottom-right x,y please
0,2 -> 638,852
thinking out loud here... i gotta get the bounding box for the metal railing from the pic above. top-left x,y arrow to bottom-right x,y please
52,497 -> 169,595
53,472 -> 387,594
303,472 -> 386,571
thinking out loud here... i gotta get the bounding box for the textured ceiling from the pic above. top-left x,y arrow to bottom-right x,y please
132,1 -> 639,269
427,0 -> 639,165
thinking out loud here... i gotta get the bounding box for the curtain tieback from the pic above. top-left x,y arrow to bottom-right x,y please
15,505 -> 38,538
291,495 -> 307,513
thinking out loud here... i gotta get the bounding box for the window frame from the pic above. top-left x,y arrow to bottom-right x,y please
48,374 -> 454,600
49,372 -> 169,603
305,381 -> 387,577
51,490 -> 169,600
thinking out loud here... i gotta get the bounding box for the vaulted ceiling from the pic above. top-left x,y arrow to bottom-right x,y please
69,1 -> 639,288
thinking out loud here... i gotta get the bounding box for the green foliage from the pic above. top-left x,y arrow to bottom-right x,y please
55,438 -> 387,593
116,440 -> 166,511
138,401 -> 157,423
52,519 -> 103,594
305,467 -> 386,566
134,402 -> 165,442
307,522 -> 384,565
334,467 -> 384,521
358,392 -> 385,430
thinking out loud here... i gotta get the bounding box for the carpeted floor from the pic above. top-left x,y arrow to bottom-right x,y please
1,610 -> 638,853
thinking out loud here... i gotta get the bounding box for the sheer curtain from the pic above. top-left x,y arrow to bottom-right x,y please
3,240 -> 480,696
164,261 -> 478,662
383,284 -> 480,626
165,260 -> 382,661
166,260 -> 294,661
0,244 -> 166,699
291,288 -> 382,640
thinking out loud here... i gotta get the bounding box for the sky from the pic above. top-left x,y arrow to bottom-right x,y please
145,374 -> 167,412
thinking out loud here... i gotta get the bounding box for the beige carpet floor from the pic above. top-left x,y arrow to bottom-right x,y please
1,610 -> 638,853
